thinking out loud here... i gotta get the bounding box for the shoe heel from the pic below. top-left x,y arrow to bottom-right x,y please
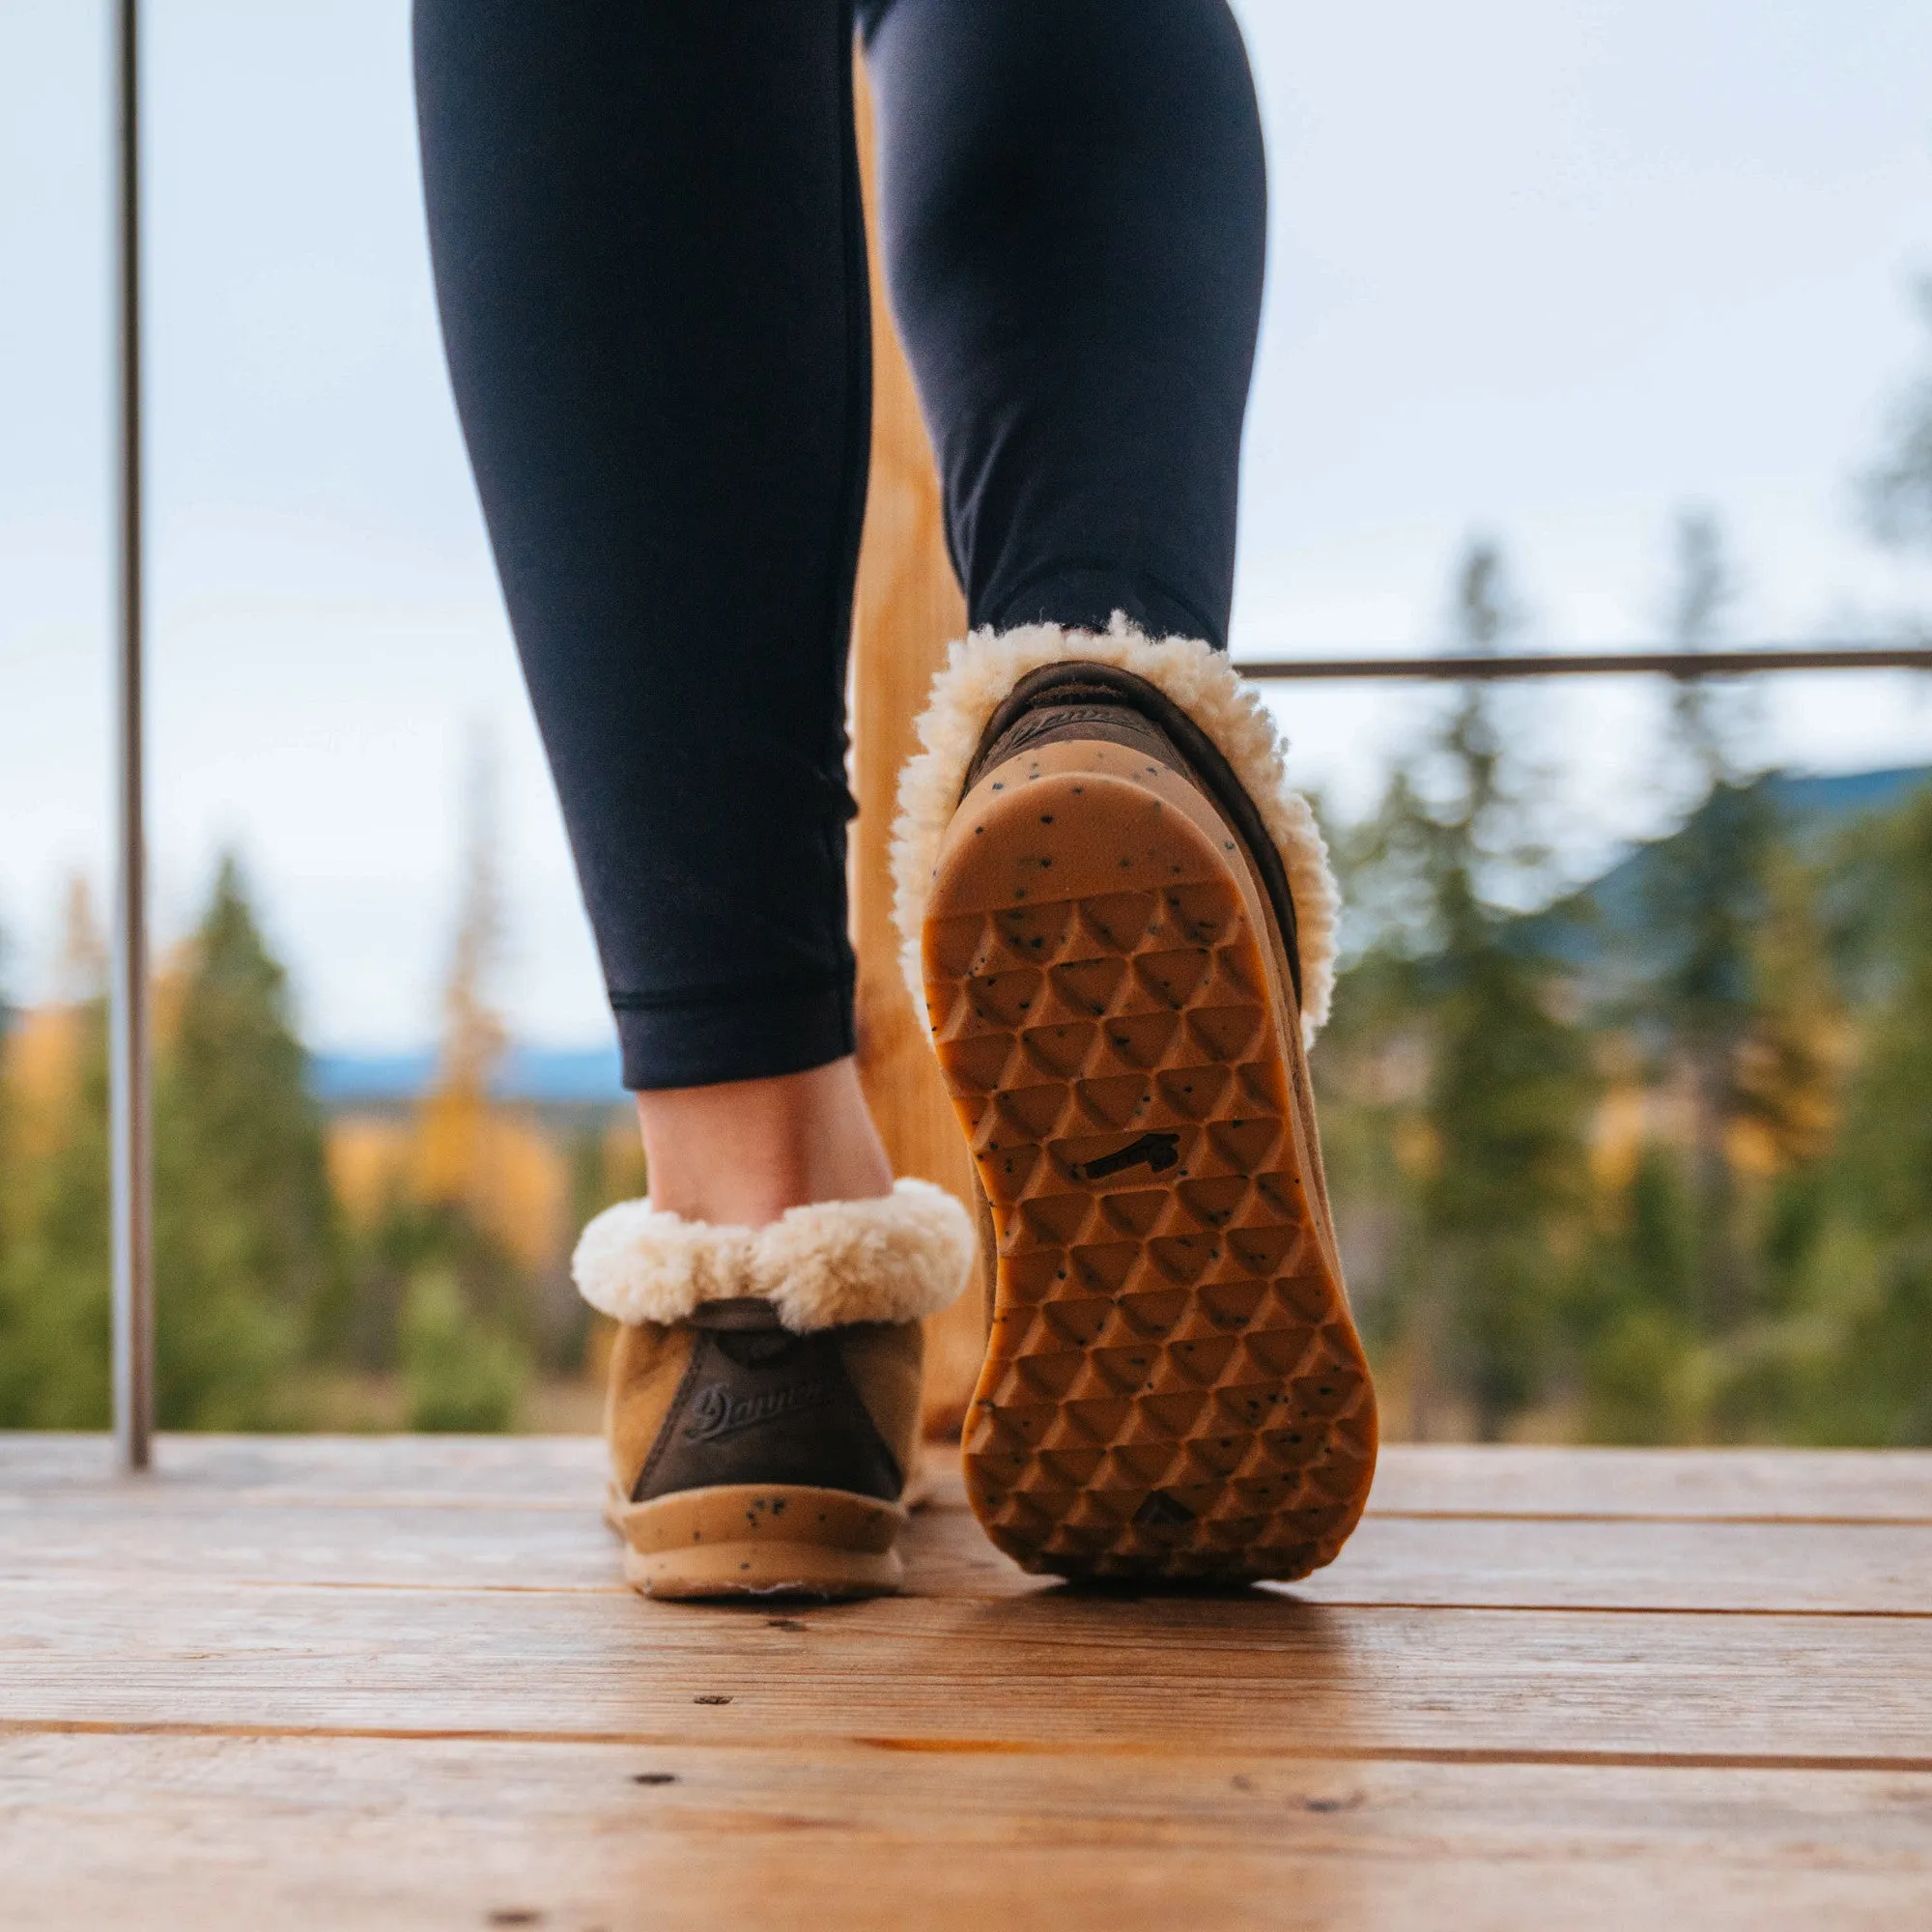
923,738 -> 1378,1582
610,1482 -> 908,1600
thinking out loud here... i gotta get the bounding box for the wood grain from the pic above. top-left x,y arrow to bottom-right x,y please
7,1435 -> 1932,1924
6,1735 -> 1928,1932
7,1574 -> 1930,1763
0,1431 -> 603,1501
1367,1443 -> 1932,1522
10,1435 -> 1930,1520
7,1492 -> 1931,1616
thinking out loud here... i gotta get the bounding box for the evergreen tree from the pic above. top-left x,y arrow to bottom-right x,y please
0,998 -> 112,1427
1823,784 -> 1932,1442
1617,516 -> 1840,1352
398,1268 -> 526,1432
0,888 -> 113,1427
0,924 -> 14,1295
151,856 -> 343,1427
343,742 -> 535,1423
0,859 -> 344,1429
1569,514 -> 1851,1440
1631,513 -> 1775,1335
1575,1143 -> 1704,1443
1347,542 -> 1596,1438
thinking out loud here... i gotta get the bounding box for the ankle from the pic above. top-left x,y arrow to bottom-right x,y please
633,1057 -> 894,1228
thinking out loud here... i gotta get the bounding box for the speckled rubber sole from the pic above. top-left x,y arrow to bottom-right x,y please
606,1482 -> 907,1600
923,734 -> 1378,1583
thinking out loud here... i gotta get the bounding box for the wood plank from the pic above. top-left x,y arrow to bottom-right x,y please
6,1494 -> 1930,1616
11,1435 -> 1932,1520
1368,1444 -> 1932,1522
7,1438 -> 1930,1927
1302,1514 -> 1932,1613
0,1432 -> 601,1503
5,1734 -> 1929,1931
6,1575 -> 1929,1764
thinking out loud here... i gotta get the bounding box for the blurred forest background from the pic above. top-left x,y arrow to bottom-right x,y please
0,820 -> 641,1435
4,303 -> 1932,1442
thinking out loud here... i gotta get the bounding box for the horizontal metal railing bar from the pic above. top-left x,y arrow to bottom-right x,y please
1231,644 -> 1932,682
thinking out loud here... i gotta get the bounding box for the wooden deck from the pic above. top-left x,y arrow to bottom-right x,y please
4,1435 -> 1929,1928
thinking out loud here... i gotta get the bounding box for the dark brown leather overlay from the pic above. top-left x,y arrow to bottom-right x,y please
632,1306 -> 905,1505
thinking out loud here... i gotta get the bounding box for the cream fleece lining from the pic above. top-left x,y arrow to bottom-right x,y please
889,615 -> 1340,1041
573,1178 -> 975,1333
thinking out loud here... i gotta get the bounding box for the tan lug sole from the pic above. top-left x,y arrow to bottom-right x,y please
606,1482 -> 907,1600
923,735 -> 1378,1583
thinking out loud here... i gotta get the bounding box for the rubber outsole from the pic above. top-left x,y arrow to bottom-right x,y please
606,1481 -> 908,1601
923,736 -> 1378,1583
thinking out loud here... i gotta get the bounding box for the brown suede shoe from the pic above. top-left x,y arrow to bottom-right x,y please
893,618 -> 1378,1584
573,1180 -> 974,1598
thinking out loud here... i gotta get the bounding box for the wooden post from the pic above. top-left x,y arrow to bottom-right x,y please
849,60 -> 984,1436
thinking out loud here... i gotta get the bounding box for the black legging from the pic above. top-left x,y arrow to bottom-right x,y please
413,0 -> 1265,1091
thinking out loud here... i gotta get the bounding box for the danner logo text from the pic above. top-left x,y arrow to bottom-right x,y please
681,1377 -> 838,1445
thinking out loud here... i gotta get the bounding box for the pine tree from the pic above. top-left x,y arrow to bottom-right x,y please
0,922 -> 14,1285
347,741 -> 534,1426
0,884 -> 113,1427
1822,784 -> 1932,1442
0,1003 -> 112,1427
1738,271 -> 1932,1443
1348,542 -> 1596,1439
151,855 -> 343,1427
1631,513 -> 1776,1336
1620,516 -> 1841,1347
1573,1140 -> 1705,1444
1569,514 -> 1853,1440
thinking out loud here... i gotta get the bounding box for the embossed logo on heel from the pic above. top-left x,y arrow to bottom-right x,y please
680,1377 -> 838,1446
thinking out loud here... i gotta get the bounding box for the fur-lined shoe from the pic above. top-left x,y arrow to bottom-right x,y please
573,1179 -> 975,1599
893,617 -> 1379,1583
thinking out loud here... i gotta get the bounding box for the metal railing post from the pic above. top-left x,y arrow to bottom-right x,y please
111,0 -> 153,1472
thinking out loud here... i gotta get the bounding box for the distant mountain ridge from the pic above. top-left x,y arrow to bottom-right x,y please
1557,762 -> 1931,940
309,1042 -> 625,1109
1762,765 -> 1932,821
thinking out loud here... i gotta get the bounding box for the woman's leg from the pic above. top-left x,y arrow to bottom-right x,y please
413,1 -> 890,1220
414,0 -> 1265,1225
860,0 -> 1267,651
861,4 -> 1379,1587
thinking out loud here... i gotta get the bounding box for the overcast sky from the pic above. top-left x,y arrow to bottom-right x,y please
4,0 -> 1931,1049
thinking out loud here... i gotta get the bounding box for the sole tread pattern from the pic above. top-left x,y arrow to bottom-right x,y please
924,759 -> 1377,1582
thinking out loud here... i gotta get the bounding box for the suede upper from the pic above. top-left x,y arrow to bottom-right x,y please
580,1184 -> 958,1511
